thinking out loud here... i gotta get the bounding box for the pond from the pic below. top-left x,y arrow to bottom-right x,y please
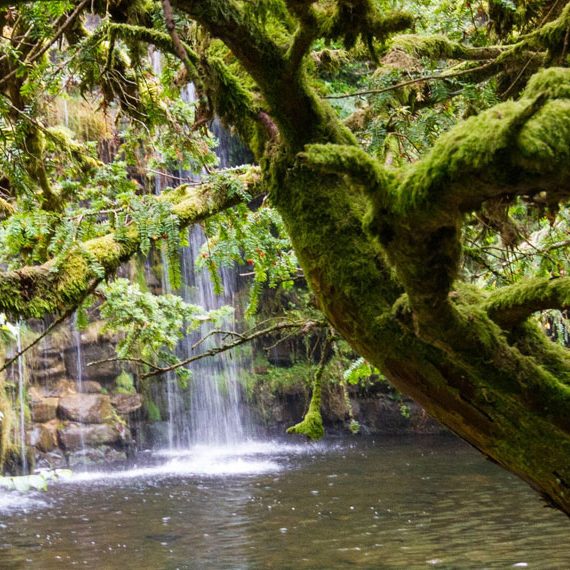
0,435 -> 568,569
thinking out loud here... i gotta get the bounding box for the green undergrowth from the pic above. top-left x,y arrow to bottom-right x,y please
242,358 -> 313,399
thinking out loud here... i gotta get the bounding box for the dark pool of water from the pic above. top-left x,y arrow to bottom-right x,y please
0,436 -> 568,569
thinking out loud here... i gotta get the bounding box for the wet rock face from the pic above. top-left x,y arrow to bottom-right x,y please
28,420 -> 59,452
111,393 -> 142,416
77,381 -> 103,394
30,397 -> 59,423
57,423 -> 123,451
42,380 -> 76,398
58,394 -> 113,424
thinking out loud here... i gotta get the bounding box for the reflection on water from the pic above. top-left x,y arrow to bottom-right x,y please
0,436 -> 568,569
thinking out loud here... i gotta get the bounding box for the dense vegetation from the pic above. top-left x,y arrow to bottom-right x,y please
0,0 -> 569,514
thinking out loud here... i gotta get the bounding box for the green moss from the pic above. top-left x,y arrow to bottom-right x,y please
243,359 -> 312,398
392,34 -> 493,59
298,143 -> 395,208
115,370 -> 136,395
286,373 -> 324,440
144,399 -> 161,422
484,276 -> 570,327
104,22 -> 199,66
522,67 -> 570,100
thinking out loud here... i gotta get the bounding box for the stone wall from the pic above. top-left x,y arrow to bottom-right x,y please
28,379 -> 142,469
247,377 -> 446,437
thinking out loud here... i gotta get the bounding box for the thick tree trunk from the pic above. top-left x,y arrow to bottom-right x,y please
272,158 -> 570,515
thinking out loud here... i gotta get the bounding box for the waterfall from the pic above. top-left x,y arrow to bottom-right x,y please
183,227 -> 252,446
62,98 -> 69,128
150,49 -> 254,449
15,323 -> 28,475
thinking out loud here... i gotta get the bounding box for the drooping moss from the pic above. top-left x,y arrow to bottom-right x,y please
287,367 -> 324,440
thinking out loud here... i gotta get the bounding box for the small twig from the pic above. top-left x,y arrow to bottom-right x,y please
86,356 -> 161,370
191,328 -> 246,350
146,168 -> 200,183
141,319 -> 326,379
324,61 -> 496,99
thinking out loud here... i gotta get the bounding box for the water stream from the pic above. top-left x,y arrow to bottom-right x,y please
150,48 -> 253,450
15,322 -> 28,475
72,313 -> 87,462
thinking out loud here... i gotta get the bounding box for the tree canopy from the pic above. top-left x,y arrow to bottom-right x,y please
0,0 -> 570,514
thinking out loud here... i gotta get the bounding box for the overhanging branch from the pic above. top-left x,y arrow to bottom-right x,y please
86,318 -> 327,380
485,276 -> 570,328
0,167 -> 263,319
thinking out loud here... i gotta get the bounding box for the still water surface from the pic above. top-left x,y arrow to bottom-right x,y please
0,436 -> 569,569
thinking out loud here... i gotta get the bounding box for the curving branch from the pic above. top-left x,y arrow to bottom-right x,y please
86,318 -> 327,379
298,143 -> 395,208
391,34 -> 508,61
0,167 -> 263,319
484,277 -> 570,328
395,68 -> 570,221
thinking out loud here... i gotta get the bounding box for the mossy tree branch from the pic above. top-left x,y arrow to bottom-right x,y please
392,34 -> 508,60
485,277 -> 570,328
0,167 -> 262,319
364,68 -> 570,330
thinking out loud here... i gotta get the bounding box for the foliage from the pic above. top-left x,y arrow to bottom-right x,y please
99,278 -> 233,381
115,370 -> 136,395
343,356 -> 382,386
200,203 -> 299,314
0,314 -> 16,346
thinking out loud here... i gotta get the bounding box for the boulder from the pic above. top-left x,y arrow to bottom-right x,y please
111,393 -> 142,416
28,420 -> 59,452
77,381 -> 103,394
58,394 -> 112,424
45,379 -> 77,397
30,397 -> 59,423
57,423 -> 122,451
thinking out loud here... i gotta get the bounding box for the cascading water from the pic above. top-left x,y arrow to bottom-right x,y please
15,323 -> 28,475
151,50 -> 254,450
71,313 -> 87,461
182,227 -> 253,447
